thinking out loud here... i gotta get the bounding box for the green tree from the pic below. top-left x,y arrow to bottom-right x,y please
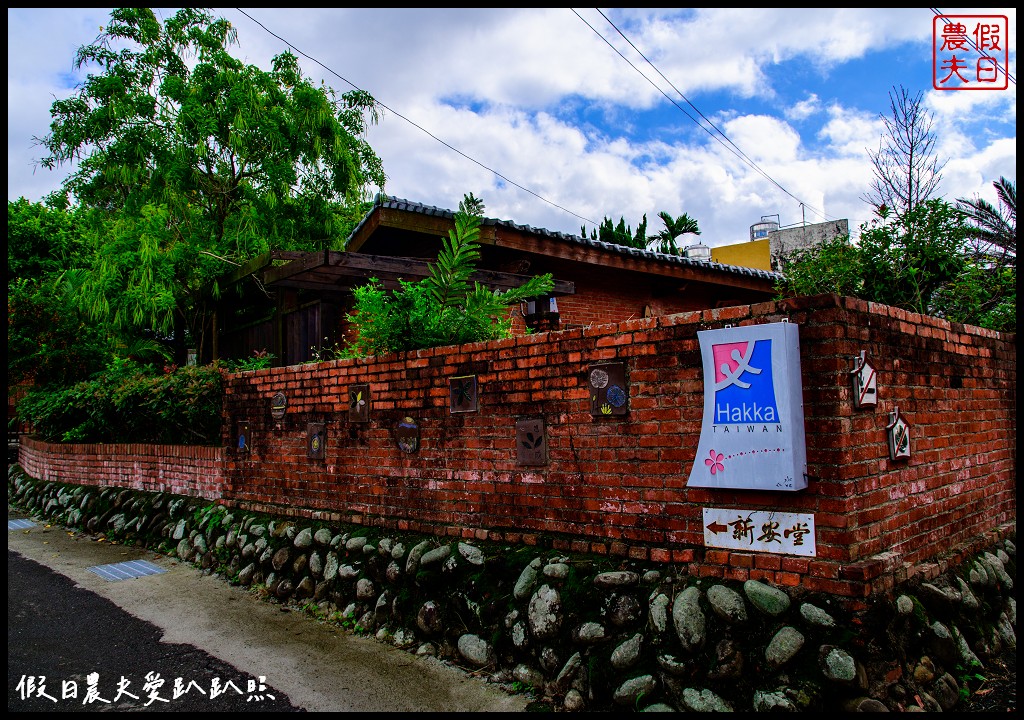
7,198 -> 85,282
650,211 -> 701,256
929,262 -> 1015,332
581,215 -> 648,249
771,233 -> 864,299
957,176 -> 1016,268
37,8 -> 387,365
778,199 -> 970,315
8,275 -> 114,390
346,194 -> 554,356
856,200 -> 968,315
581,210 -> 703,255
775,198 -> 1013,331
937,176 -> 1017,331
7,200 -> 114,388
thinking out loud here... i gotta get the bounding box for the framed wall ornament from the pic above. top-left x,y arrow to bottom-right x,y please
236,420 -> 251,455
307,422 -> 326,460
886,407 -> 911,461
449,375 -> 478,413
515,417 -> 547,466
348,384 -> 370,423
270,392 -> 287,422
849,351 -> 878,409
396,417 -> 419,454
588,362 -> 628,416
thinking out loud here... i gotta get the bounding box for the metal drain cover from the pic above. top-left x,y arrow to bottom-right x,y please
8,519 -> 37,530
88,559 -> 167,581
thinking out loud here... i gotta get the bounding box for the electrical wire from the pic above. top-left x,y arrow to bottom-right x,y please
581,8 -> 835,225
233,8 -> 881,234
234,7 -> 599,228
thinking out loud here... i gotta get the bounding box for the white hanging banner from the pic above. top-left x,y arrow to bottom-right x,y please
688,321 -> 807,491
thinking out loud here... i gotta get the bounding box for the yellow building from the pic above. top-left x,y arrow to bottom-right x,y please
711,238 -> 772,271
707,219 -> 850,272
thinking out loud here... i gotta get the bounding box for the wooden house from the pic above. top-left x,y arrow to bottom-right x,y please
210,196 -> 781,366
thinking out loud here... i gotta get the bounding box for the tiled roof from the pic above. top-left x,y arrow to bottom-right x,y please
349,194 -> 783,282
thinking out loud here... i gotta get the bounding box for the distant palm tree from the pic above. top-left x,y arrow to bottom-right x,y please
650,211 -> 701,256
957,176 -> 1016,268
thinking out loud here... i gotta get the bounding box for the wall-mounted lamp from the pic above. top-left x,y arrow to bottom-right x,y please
522,295 -> 560,332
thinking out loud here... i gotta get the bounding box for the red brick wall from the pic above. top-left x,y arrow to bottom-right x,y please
18,440 -> 225,500
18,294 -> 1016,598
554,274 -> 726,329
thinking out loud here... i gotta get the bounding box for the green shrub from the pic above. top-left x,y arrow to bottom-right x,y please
345,193 -> 554,356
17,357 -> 226,445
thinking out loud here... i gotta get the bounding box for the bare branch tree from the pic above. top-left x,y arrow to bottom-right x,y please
863,86 -> 947,219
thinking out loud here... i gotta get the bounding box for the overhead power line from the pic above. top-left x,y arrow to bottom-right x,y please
579,8 -> 835,225
234,7 -> 599,228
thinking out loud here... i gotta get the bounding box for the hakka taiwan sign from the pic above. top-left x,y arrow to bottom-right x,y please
687,321 -> 807,491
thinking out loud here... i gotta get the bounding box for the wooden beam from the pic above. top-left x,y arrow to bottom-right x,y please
208,250 -> 314,294
262,251 -> 574,296
261,250 -> 330,283
219,252 -> 272,287
347,205 -> 500,253
345,202 -> 772,295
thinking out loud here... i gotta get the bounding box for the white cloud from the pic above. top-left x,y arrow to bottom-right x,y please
818,104 -> 884,158
8,8 -> 1015,252
786,94 -> 821,122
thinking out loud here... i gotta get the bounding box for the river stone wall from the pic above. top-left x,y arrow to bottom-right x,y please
8,467 -> 1016,713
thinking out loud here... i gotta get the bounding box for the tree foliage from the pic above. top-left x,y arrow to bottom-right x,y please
7,200 -> 115,388
775,198 -> 1014,332
650,211 -> 701,256
863,85 -> 946,219
36,8 -> 386,364
943,176 -> 1017,331
929,262 -> 1015,332
957,176 -> 1016,268
582,209 -> 702,256
581,215 -> 648,249
345,194 -> 554,356
7,197 -> 86,282
8,275 -> 112,389
778,200 -> 965,313
783,93 -> 1013,334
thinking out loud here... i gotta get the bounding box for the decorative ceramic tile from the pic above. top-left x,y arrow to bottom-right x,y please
236,421 -> 251,454
450,375 -> 478,413
307,422 -> 326,460
849,351 -> 878,409
515,417 -> 547,465
589,362 -> 628,416
396,417 -> 419,454
270,392 -> 287,421
886,407 -> 911,461
348,384 -> 370,423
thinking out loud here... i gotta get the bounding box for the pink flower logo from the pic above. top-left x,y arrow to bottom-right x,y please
705,449 -> 725,475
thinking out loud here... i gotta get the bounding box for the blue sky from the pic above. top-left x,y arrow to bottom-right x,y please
7,8 -> 1016,248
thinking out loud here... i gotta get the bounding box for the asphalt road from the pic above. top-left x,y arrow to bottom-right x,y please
7,509 -> 528,713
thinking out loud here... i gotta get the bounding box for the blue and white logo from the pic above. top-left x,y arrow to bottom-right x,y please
712,339 -> 779,424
